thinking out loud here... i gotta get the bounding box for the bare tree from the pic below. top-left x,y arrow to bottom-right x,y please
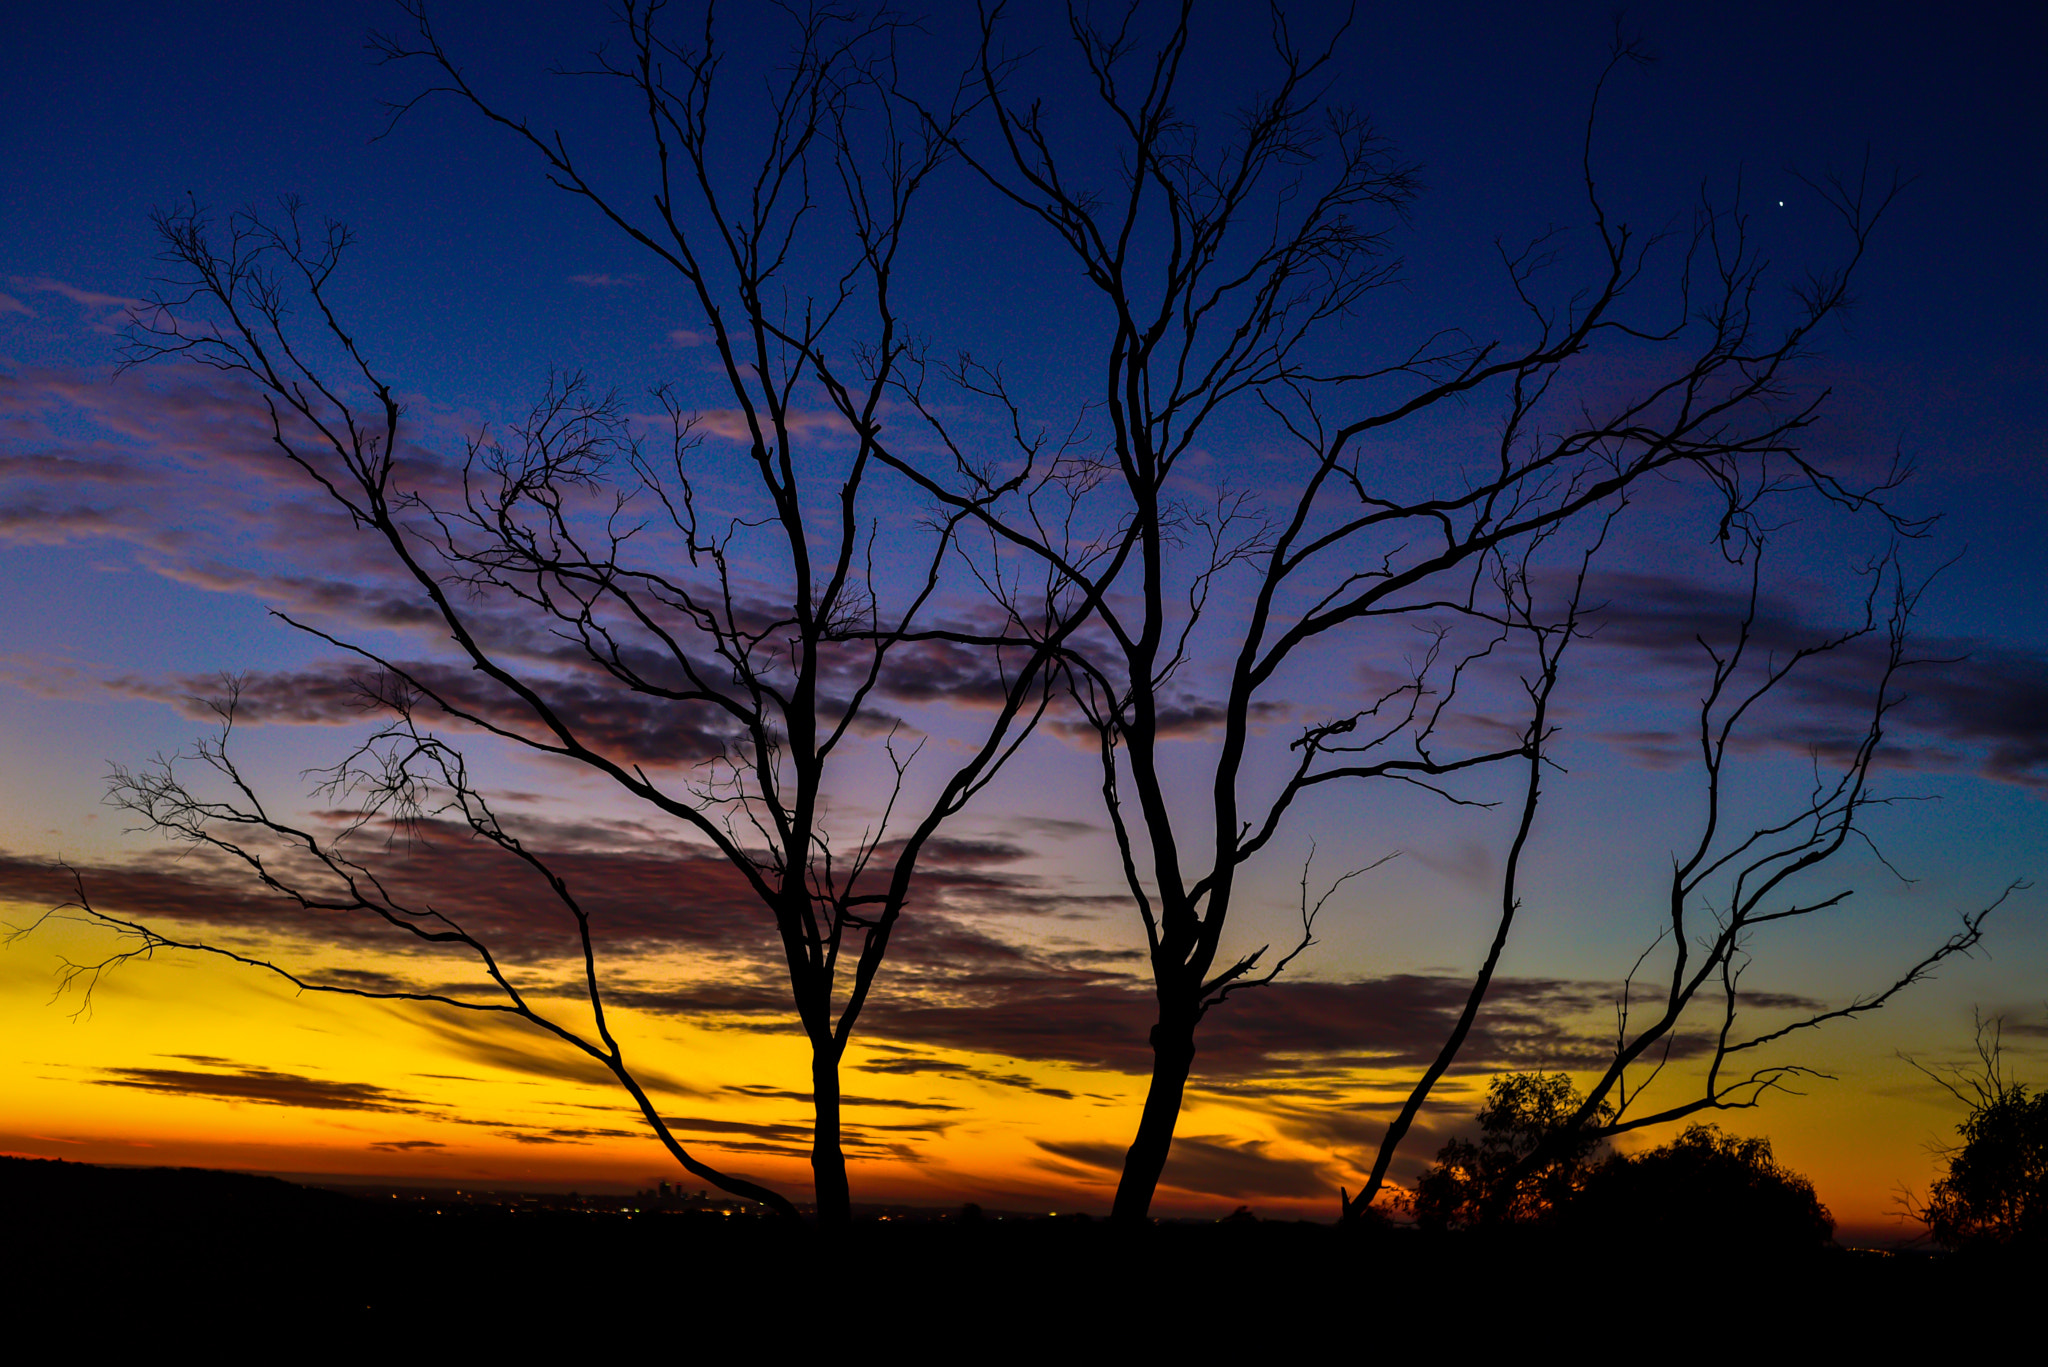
1346,556 -> 2014,1221
59,3 -> 1086,1224
873,3 -> 1970,1221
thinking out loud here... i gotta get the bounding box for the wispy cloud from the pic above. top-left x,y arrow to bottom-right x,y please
7,276 -> 145,331
1037,1134 -> 1337,1200
93,1059 -> 419,1111
1576,566 -> 2048,791
0,829 -> 1759,1093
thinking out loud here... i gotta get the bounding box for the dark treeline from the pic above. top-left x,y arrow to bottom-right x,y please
2,1153 -> 2033,1348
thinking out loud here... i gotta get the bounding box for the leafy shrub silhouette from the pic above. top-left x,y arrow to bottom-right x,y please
1567,1124 -> 1833,1252
1925,1084 -> 2048,1251
1408,1073 -> 1610,1229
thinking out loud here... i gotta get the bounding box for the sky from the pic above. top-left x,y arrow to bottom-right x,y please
2,0 -> 2044,1237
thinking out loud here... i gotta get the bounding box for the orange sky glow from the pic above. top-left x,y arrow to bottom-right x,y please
2,905 -> 1991,1240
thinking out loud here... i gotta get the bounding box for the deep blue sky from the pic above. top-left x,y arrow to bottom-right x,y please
6,0 -> 2043,938
7,0 -> 2043,619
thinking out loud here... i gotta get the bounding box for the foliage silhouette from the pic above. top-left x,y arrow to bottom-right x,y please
1916,1017 -> 2048,1251
1407,1073 -> 1611,1230
1410,1078 -> 1833,1252
1569,1124 -> 1834,1252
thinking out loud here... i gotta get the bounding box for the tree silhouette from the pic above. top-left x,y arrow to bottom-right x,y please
877,2 -> 1991,1223
1915,1016 -> 2048,1251
41,4 -> 1090,1224
1407,1072 -> 1611,1230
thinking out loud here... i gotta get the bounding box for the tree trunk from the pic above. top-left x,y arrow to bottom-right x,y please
1111,1018 -> 1197,1223
810,1046 -> 851,1224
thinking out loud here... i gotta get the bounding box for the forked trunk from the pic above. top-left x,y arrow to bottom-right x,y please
1111,1018 -> 1197,1222
810,1047 -> 851,1224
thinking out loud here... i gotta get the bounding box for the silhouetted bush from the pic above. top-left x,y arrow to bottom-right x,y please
1408,1073 -> 1609,1229
1925,1084 -> 2048,1251
1566,1124 -> 1833,1252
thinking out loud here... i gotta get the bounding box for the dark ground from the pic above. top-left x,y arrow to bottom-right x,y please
0,1156 -> 2025,1349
